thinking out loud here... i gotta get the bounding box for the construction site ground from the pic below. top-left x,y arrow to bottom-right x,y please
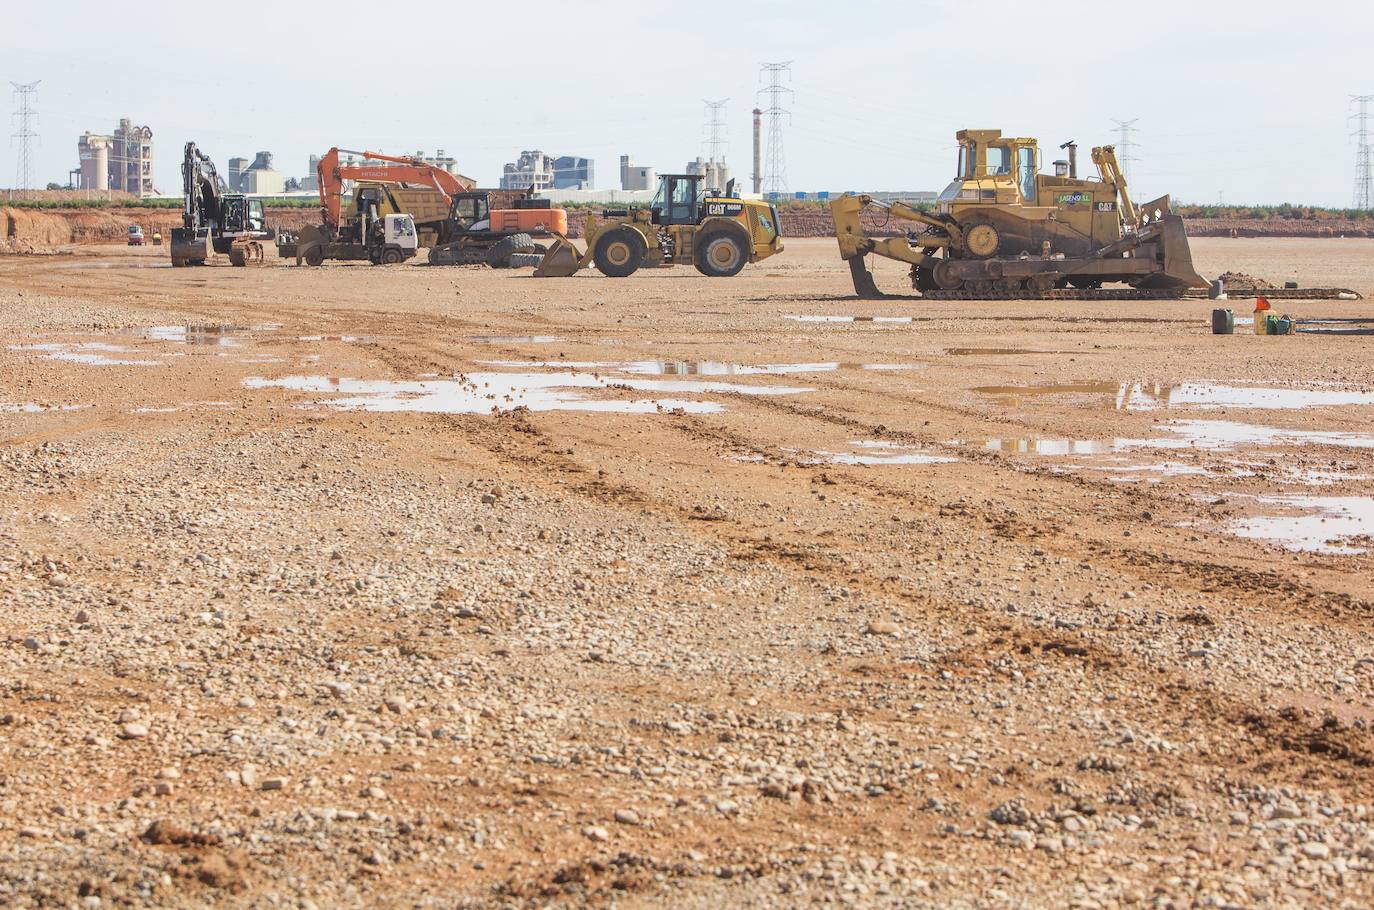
2,237 -> 1374,909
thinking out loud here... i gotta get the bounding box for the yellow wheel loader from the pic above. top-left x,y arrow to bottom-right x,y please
534,174 -> 783,278
832,129 -> 1208,299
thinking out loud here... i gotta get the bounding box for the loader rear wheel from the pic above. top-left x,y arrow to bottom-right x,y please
962,220 -> 1001,259
593,228 -> 646,278
485,233 -> 537,269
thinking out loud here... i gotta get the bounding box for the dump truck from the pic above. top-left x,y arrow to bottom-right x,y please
170,142 -> 272,267
831,129 -> 1207,299
534,174 -> 782,278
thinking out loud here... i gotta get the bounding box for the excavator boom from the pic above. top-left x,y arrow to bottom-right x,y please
315,147 -> 475,227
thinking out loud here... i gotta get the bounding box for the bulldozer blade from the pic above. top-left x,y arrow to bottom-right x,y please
1156,214 -> 1208,289
532,236 -> 583,278
847,256 -> 885,299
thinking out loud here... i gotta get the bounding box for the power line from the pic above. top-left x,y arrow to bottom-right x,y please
11,80 -> 41,190
1351,95 -> 1373,210
758,62 -> 792,197
702,98 -> 728,164
1110,118 -> 1139,185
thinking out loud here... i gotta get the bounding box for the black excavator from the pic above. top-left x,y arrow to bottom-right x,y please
170,142 -> 273,267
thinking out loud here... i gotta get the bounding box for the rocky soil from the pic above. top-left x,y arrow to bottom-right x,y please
1,237 -> 1373,908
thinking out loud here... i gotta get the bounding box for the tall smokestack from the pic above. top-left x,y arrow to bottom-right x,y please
752,108 -> 762,195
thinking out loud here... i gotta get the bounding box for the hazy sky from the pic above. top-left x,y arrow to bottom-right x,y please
4,0 -> 1371,206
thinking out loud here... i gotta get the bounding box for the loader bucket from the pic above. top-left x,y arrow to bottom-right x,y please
532,235 -> 583,278
1152,214 -> 1208,289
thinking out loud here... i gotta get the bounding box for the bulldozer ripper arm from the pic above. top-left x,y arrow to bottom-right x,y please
1091,146 -> 1138,229
831,194 -> 951,260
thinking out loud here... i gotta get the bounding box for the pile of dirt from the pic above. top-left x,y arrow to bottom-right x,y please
1,206 -> 319,253
1216,271 -> 1276,289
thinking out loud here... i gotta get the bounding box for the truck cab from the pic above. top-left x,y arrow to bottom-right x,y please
369,214 -> 418,265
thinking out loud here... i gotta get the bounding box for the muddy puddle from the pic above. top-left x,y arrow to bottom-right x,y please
481,360 -> 920,377
244,369 -> 813,415
143,325 -> 246,346
7,342 -> 160,367
1,402 -> 84,413
984,417 -> 1374,489
947,348 -> 1064,356
46,260 -> 173,270
808,440 -> 956,466
785,315 -> 914,324
471,335 -> 563,344
978,381 -> 1374,410
1225,496 -> 1374,555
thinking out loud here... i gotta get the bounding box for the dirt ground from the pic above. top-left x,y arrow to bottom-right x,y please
2,237 -> 1373,909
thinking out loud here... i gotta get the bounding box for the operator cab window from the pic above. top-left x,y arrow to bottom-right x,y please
668,178 -> 696,223
957,145 -> 971,178
986,146 -> 1011,176
453,197 -> 479,224
1017,147 -> 1037,202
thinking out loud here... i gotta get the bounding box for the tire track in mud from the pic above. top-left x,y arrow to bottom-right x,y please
360,385 -> 1374,791
214,320 -> 1374,789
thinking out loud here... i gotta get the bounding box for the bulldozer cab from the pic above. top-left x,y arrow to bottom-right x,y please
951,130 -> 1040,205
651,174 -> 703,226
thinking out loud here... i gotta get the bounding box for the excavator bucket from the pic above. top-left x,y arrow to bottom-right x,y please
532,235 -> 584,278
169,228 -> 210,267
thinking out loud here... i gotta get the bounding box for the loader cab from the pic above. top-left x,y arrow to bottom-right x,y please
651,174 -> 703,226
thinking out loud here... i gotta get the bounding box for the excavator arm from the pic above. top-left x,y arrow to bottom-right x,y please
315,147 -> 475,228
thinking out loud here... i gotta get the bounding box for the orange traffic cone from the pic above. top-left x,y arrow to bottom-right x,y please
1254,297 -> 1272,334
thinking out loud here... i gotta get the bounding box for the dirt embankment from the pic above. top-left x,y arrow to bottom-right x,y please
2,207 -> 320,253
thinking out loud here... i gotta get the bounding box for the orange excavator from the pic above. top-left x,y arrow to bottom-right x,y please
289,147 -> 569,268
288,148 -> 475,266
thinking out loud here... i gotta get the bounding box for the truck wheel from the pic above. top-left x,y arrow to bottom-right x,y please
303,245 -> 325,267
694,230 -> 749,277
485,233 -> 537,269
382,248 -> 404,265
593,228 -> 646,278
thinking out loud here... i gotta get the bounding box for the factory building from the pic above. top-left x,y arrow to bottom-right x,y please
76,119 -> 157,196
619,155 -> 655,192
226,151 -> 284,195
501,150 -> 594,191
685,157 -> 731,193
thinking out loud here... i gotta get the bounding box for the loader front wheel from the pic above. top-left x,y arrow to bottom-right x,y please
593,229 -> 645,278
694,230 -> 749,277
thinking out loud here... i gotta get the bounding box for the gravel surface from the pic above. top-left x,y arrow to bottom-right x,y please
1,237 -> 1373,908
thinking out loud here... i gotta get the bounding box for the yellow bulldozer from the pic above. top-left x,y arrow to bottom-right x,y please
832,129 -> 1208,299
534,174 -> 783,278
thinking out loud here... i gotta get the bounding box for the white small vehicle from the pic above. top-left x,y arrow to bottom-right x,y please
369,214 -> 418,265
